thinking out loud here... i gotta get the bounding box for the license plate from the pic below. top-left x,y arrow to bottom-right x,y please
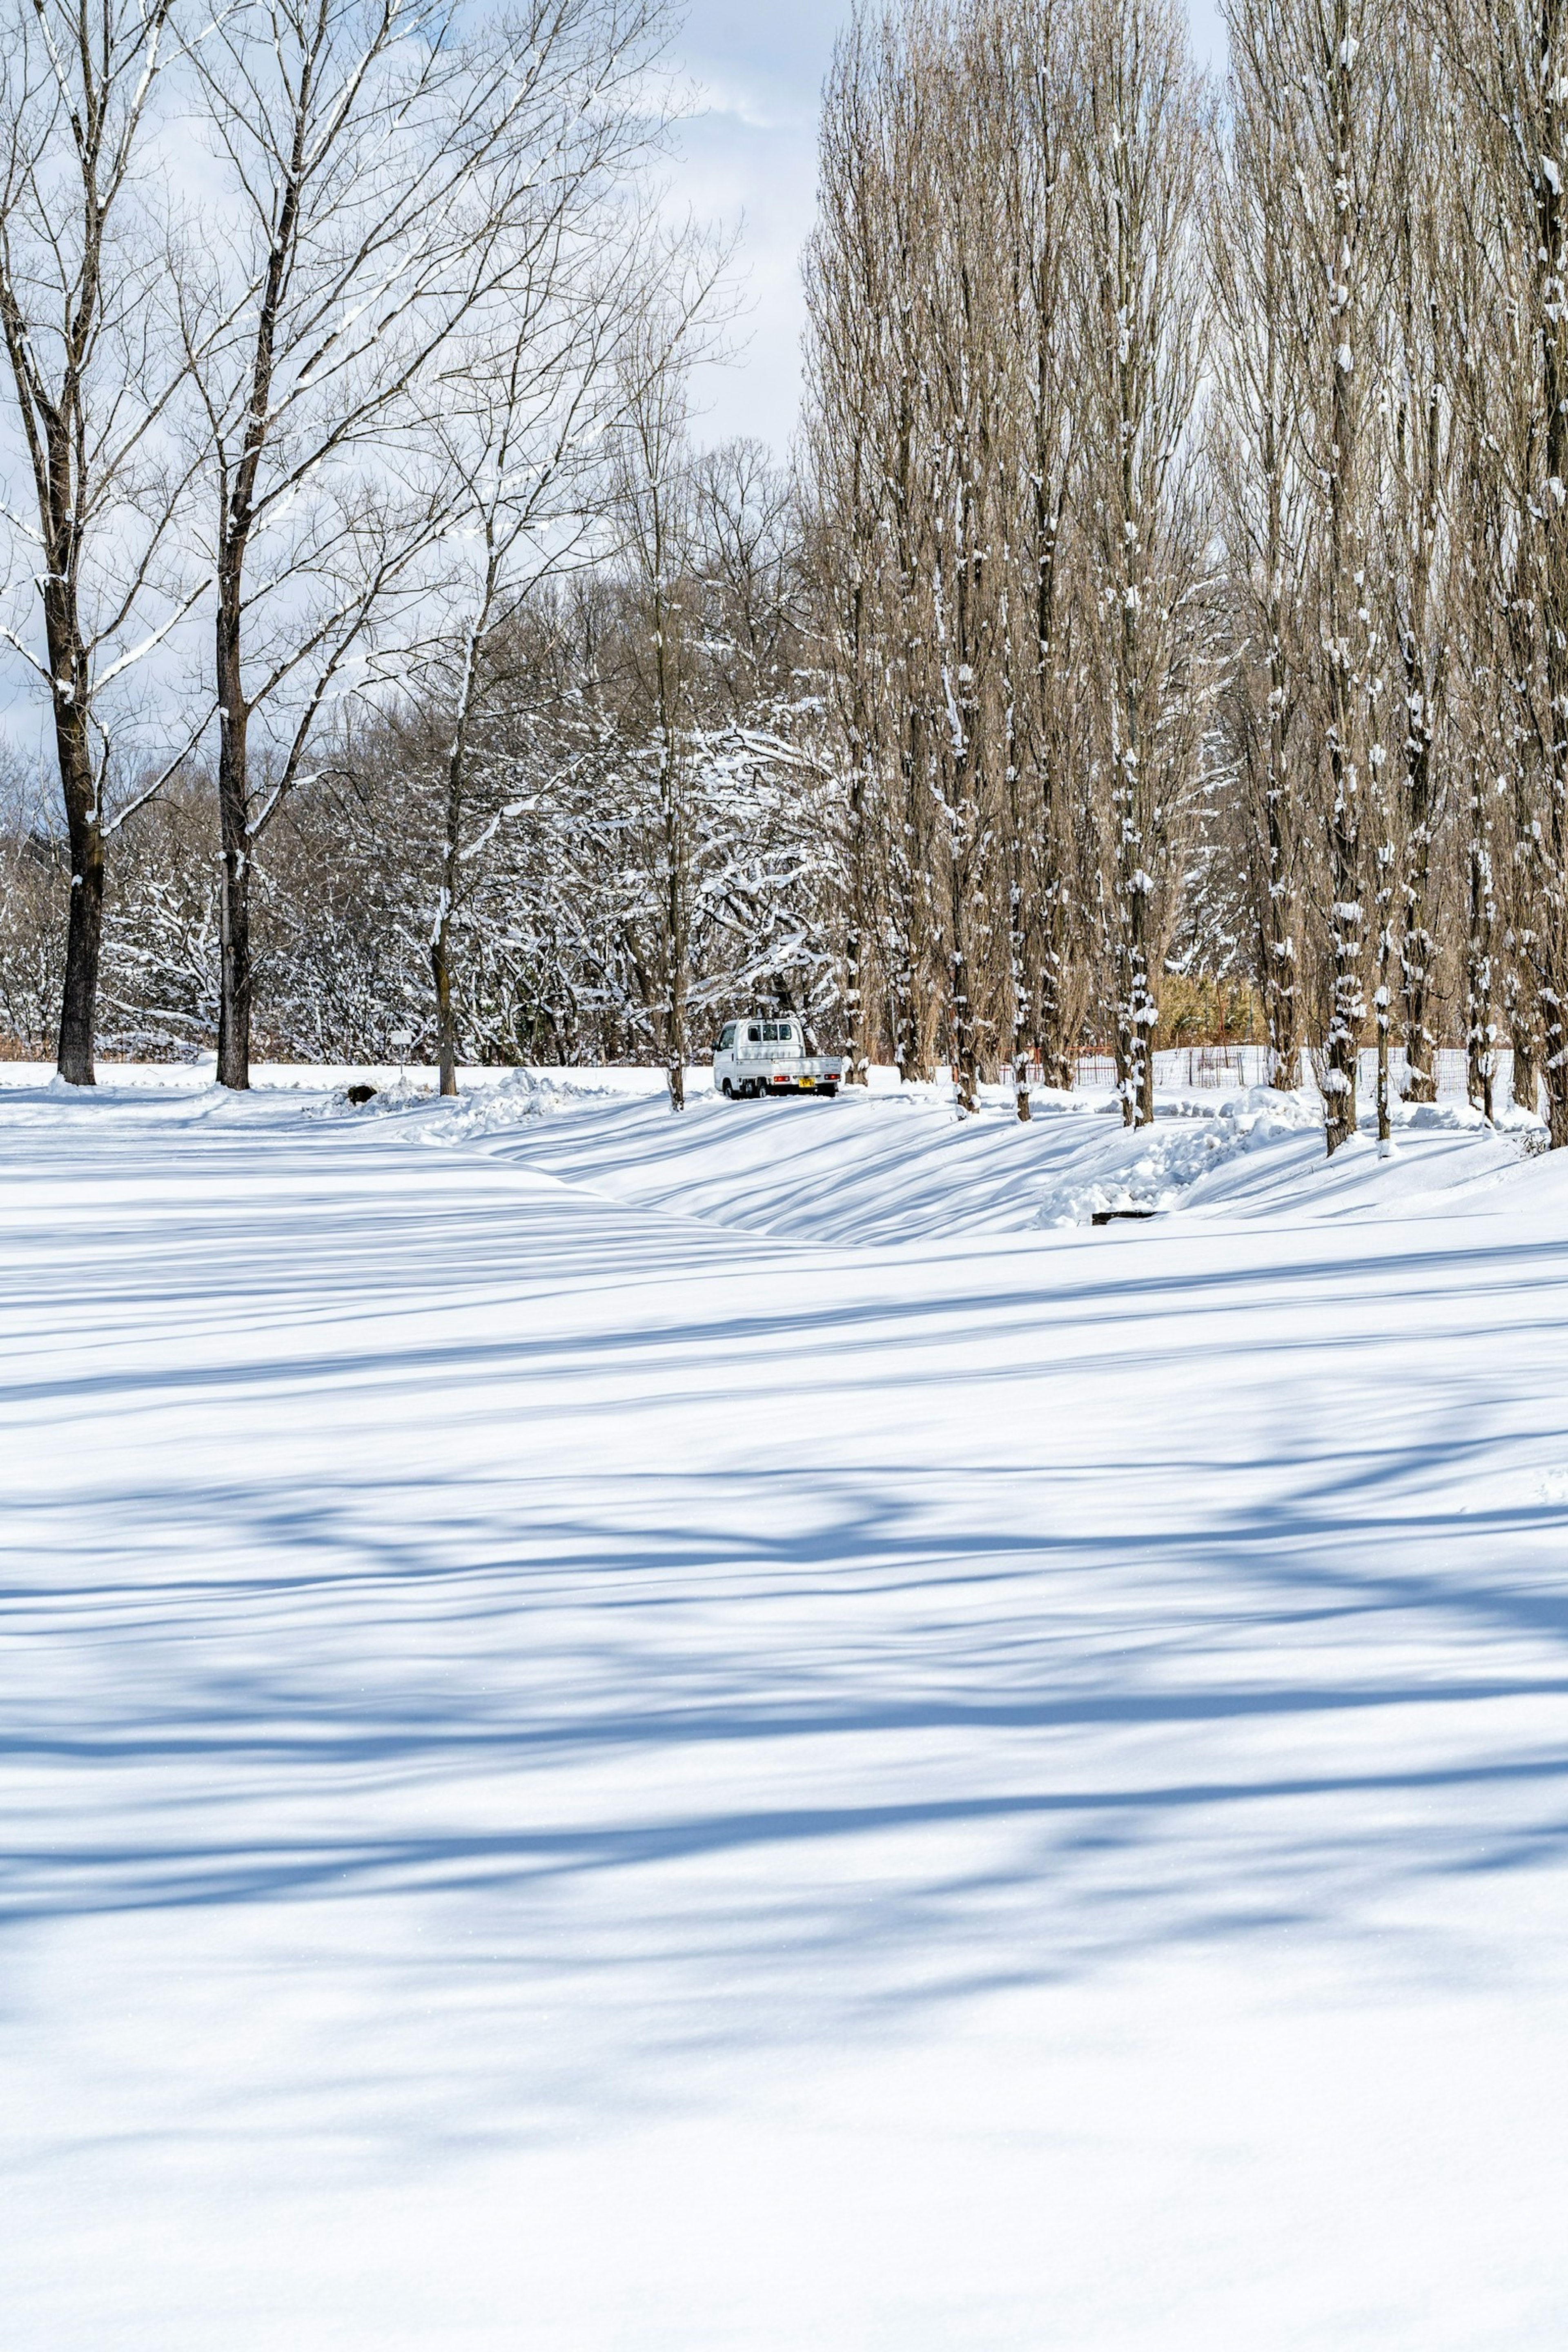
798,1077 -> 813,1089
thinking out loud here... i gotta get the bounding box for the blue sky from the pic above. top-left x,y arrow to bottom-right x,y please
670,0 -> 1229,453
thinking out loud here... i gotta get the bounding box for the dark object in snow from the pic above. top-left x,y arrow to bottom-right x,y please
1091,1207 -> 1158,1225
346,1084 -> 377,1106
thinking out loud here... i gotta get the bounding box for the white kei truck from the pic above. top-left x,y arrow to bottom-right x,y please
713,1015 -> 849,1098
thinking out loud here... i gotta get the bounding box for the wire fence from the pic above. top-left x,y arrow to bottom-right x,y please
1318,1045 -> 1516,1109
1017,1047 -> 1270,1091
1007,1044 -> 1521,1107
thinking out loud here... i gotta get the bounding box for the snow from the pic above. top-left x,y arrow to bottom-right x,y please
410,1068 -> 1539,1238
4,1069 -> 1568,2348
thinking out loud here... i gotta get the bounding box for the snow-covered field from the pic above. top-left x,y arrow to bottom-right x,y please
4,1067 -> 1567,2348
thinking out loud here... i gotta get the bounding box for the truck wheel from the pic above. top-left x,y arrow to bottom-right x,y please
721,1079 -> 733,1098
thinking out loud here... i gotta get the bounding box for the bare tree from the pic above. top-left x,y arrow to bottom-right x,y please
419,336 -> 602,1098
610,306 -> 701,1108
1378,48 -> 1455,1111
911,8 -> 1017,1113
800,61 -> 884,1087
403,192 -> 687,1096
1430,0 -> 1568,1143
1213,0 -> 1314,1089
1076,0 -> 1212,1128
182,0 -> 671,1088
1448,202 -> 1512,1123
804,4 -> 948,1087
0,0 -> 205,1083
993,0 -> 1080,1112
1274,0 -> 1398,1153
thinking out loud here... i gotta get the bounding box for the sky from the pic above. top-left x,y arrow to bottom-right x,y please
670,0 -> 1229,455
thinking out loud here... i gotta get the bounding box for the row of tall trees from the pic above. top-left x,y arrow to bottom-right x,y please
805,0 -> 1568,1147
806,0 -> 1216,1119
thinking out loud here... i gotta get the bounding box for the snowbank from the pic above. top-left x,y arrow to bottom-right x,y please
0,1055 -> 1543,1241
361,1071 -> 1539,1245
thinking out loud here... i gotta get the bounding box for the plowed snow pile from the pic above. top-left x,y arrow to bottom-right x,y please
2,1068 -> 1566,2352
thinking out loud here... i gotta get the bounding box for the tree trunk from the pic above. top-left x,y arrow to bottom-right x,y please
1261,765 -> 1298,1090
1138,990 -> 1156,1127
1009,824 -> 1035,1121
1400,717 -> 1437,1104
1038,870 -> 1076,1088
1111,252 -> 1155,1132
55,731 -> 104,1087
842,574 -> 872,1087
216,811 -> 254,1091
1374,892 -> 1393,1147
951,959 -> 980,1112
1373,819 -> 1395,1145
1319,0 -> 1370,1157
1526,1 -> 1568,1143
1505,929 -> 1541,1116
1465,748 -> 1496,1121
949,786 -> 981,1116
1261,215 -> 1299,1093
892,703 -> 934,1084
663,779 -> 686,1112
1399,412 -> 1441,1106
433,693 -> 468,1099
432,917 -> 458,1097
38,476 -> 103,1086
47,634 -> 102,1085
1007,850 -> 1033,1120
1323,764 -> 1362,1152
215,587 -> 254,1090
1030,466 -> 1073,1097
1116,846 -> 1157,1131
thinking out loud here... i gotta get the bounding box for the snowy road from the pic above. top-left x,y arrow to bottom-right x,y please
3,1076 -> 1568,2347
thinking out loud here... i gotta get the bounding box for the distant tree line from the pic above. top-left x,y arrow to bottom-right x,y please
0,434 -> 837,1078
3,0 -> 1566,1152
